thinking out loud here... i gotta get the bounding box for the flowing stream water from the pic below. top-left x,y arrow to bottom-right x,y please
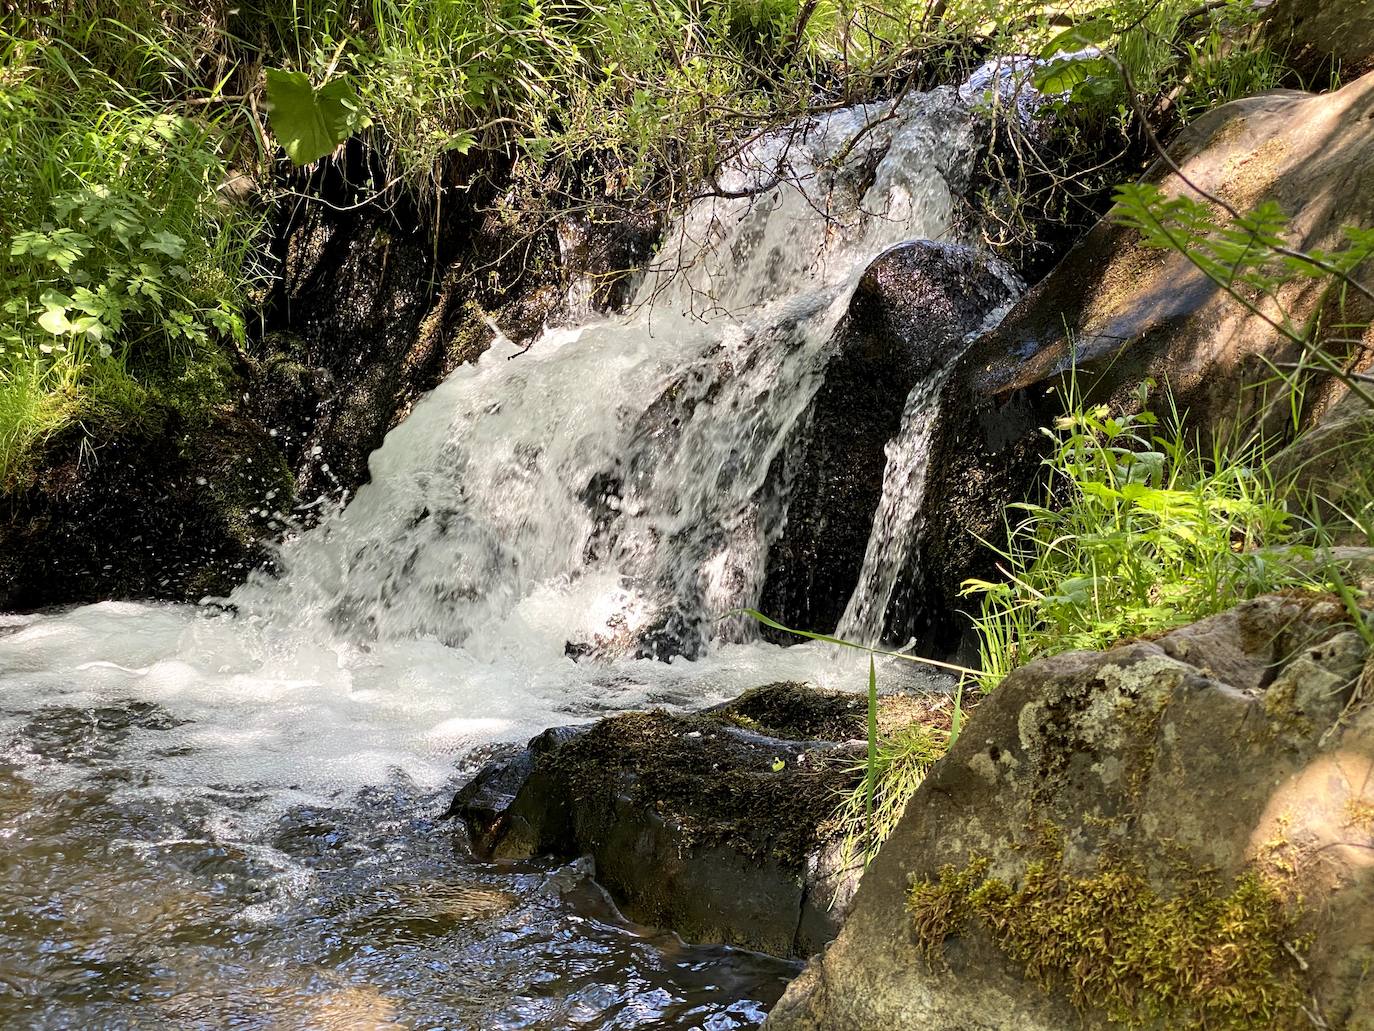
0,86 -> 992,1029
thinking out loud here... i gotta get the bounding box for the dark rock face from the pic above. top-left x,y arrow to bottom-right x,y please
255,161 -> 663,502
758,240 -> 1016,642
450,683 -> 871,957
767,594 -> 1374,1029
916,72 -> 1374,649
0,414 -> 294,610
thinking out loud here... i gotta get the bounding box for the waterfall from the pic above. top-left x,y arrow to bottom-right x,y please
229,88 -> 982,660
0,86 -> 987,815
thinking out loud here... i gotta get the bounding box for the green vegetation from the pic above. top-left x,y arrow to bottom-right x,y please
906,852 -> 1310,1030
963,385 -> 1307,692
0,31 -> 262,487
834,717 -> 950,869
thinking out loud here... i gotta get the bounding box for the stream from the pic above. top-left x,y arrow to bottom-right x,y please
0,83 -> 990,1029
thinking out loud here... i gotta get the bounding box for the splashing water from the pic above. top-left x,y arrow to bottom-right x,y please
0,86 -> 989,1028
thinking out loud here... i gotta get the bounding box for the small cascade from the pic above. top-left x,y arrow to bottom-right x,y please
228,88 -> 982,660
835,375 -> 950,645
836,281 -> 1019,647
0,85 -> 996,818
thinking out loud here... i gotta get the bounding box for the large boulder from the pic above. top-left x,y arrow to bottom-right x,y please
1274,391 -> 1374,541
916,72 -> 1374,649
448,682 -> 956,957
766,592 -> 1374,1029
758,241 -> 1016,641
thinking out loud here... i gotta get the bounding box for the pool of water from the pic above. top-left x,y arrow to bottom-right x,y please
0,699 -> 797,1030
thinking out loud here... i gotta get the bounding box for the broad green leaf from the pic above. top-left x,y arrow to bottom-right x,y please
265,68 -> 368,166
1033,56 -> 1111,96
445,130 -> 477,155
142,229 -> 186,258
317,76 -> 369,140
38,288 -> 73,311
265,68 -> 336,165
37,308 -> 72,335
1038,18 -> 1114,59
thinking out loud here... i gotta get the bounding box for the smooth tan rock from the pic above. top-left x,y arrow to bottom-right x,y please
916,71 -> 1374,647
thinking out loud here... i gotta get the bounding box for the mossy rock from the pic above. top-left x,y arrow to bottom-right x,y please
766,595 -> 1374,1029
449,681 -> 954,957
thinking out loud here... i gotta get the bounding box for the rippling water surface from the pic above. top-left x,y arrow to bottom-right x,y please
0,700 -> 796,1029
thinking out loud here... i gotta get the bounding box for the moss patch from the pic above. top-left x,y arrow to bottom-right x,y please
907,852 -> 1310,1030
710,681 -> 961,740
548,708 -> 861,864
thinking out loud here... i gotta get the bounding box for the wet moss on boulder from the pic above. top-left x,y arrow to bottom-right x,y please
449,682 -> 951,957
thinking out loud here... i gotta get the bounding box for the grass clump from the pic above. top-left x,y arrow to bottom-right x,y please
907,853 -> 1311,1030
834,718 -> 950,870
964,383 -> 1308,692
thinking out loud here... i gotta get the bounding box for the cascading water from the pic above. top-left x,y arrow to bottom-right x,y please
836,282 -> 1019,647
0,86 -> 992,1029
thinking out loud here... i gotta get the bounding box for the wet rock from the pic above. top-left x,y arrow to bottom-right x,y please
556,207 -> 663,312
917,71 -> 1374,649
451,683 -> 883,957
0,413 -> 294,609
257,161 -> 664,502
767,594 -> 1374,1029
759,240 -> 1016,642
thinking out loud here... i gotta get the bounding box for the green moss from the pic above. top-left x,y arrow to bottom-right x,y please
548,708 -> 859,864
1261,676 -> 1317,738
907,852 -> 1310,1030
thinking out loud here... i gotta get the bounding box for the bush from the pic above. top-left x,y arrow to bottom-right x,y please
0,32 -> 263,487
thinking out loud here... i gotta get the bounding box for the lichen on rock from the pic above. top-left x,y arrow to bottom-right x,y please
765,594 -> 1374,1030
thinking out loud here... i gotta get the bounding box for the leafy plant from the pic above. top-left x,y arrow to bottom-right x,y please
0,33 -> 262,486
263,67 -> 369,165
964,383 -> 1309,692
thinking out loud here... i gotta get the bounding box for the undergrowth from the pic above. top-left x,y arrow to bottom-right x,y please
963,382 -> 1311,692
0,33 -> 264,488
0,0 -> 1295,486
